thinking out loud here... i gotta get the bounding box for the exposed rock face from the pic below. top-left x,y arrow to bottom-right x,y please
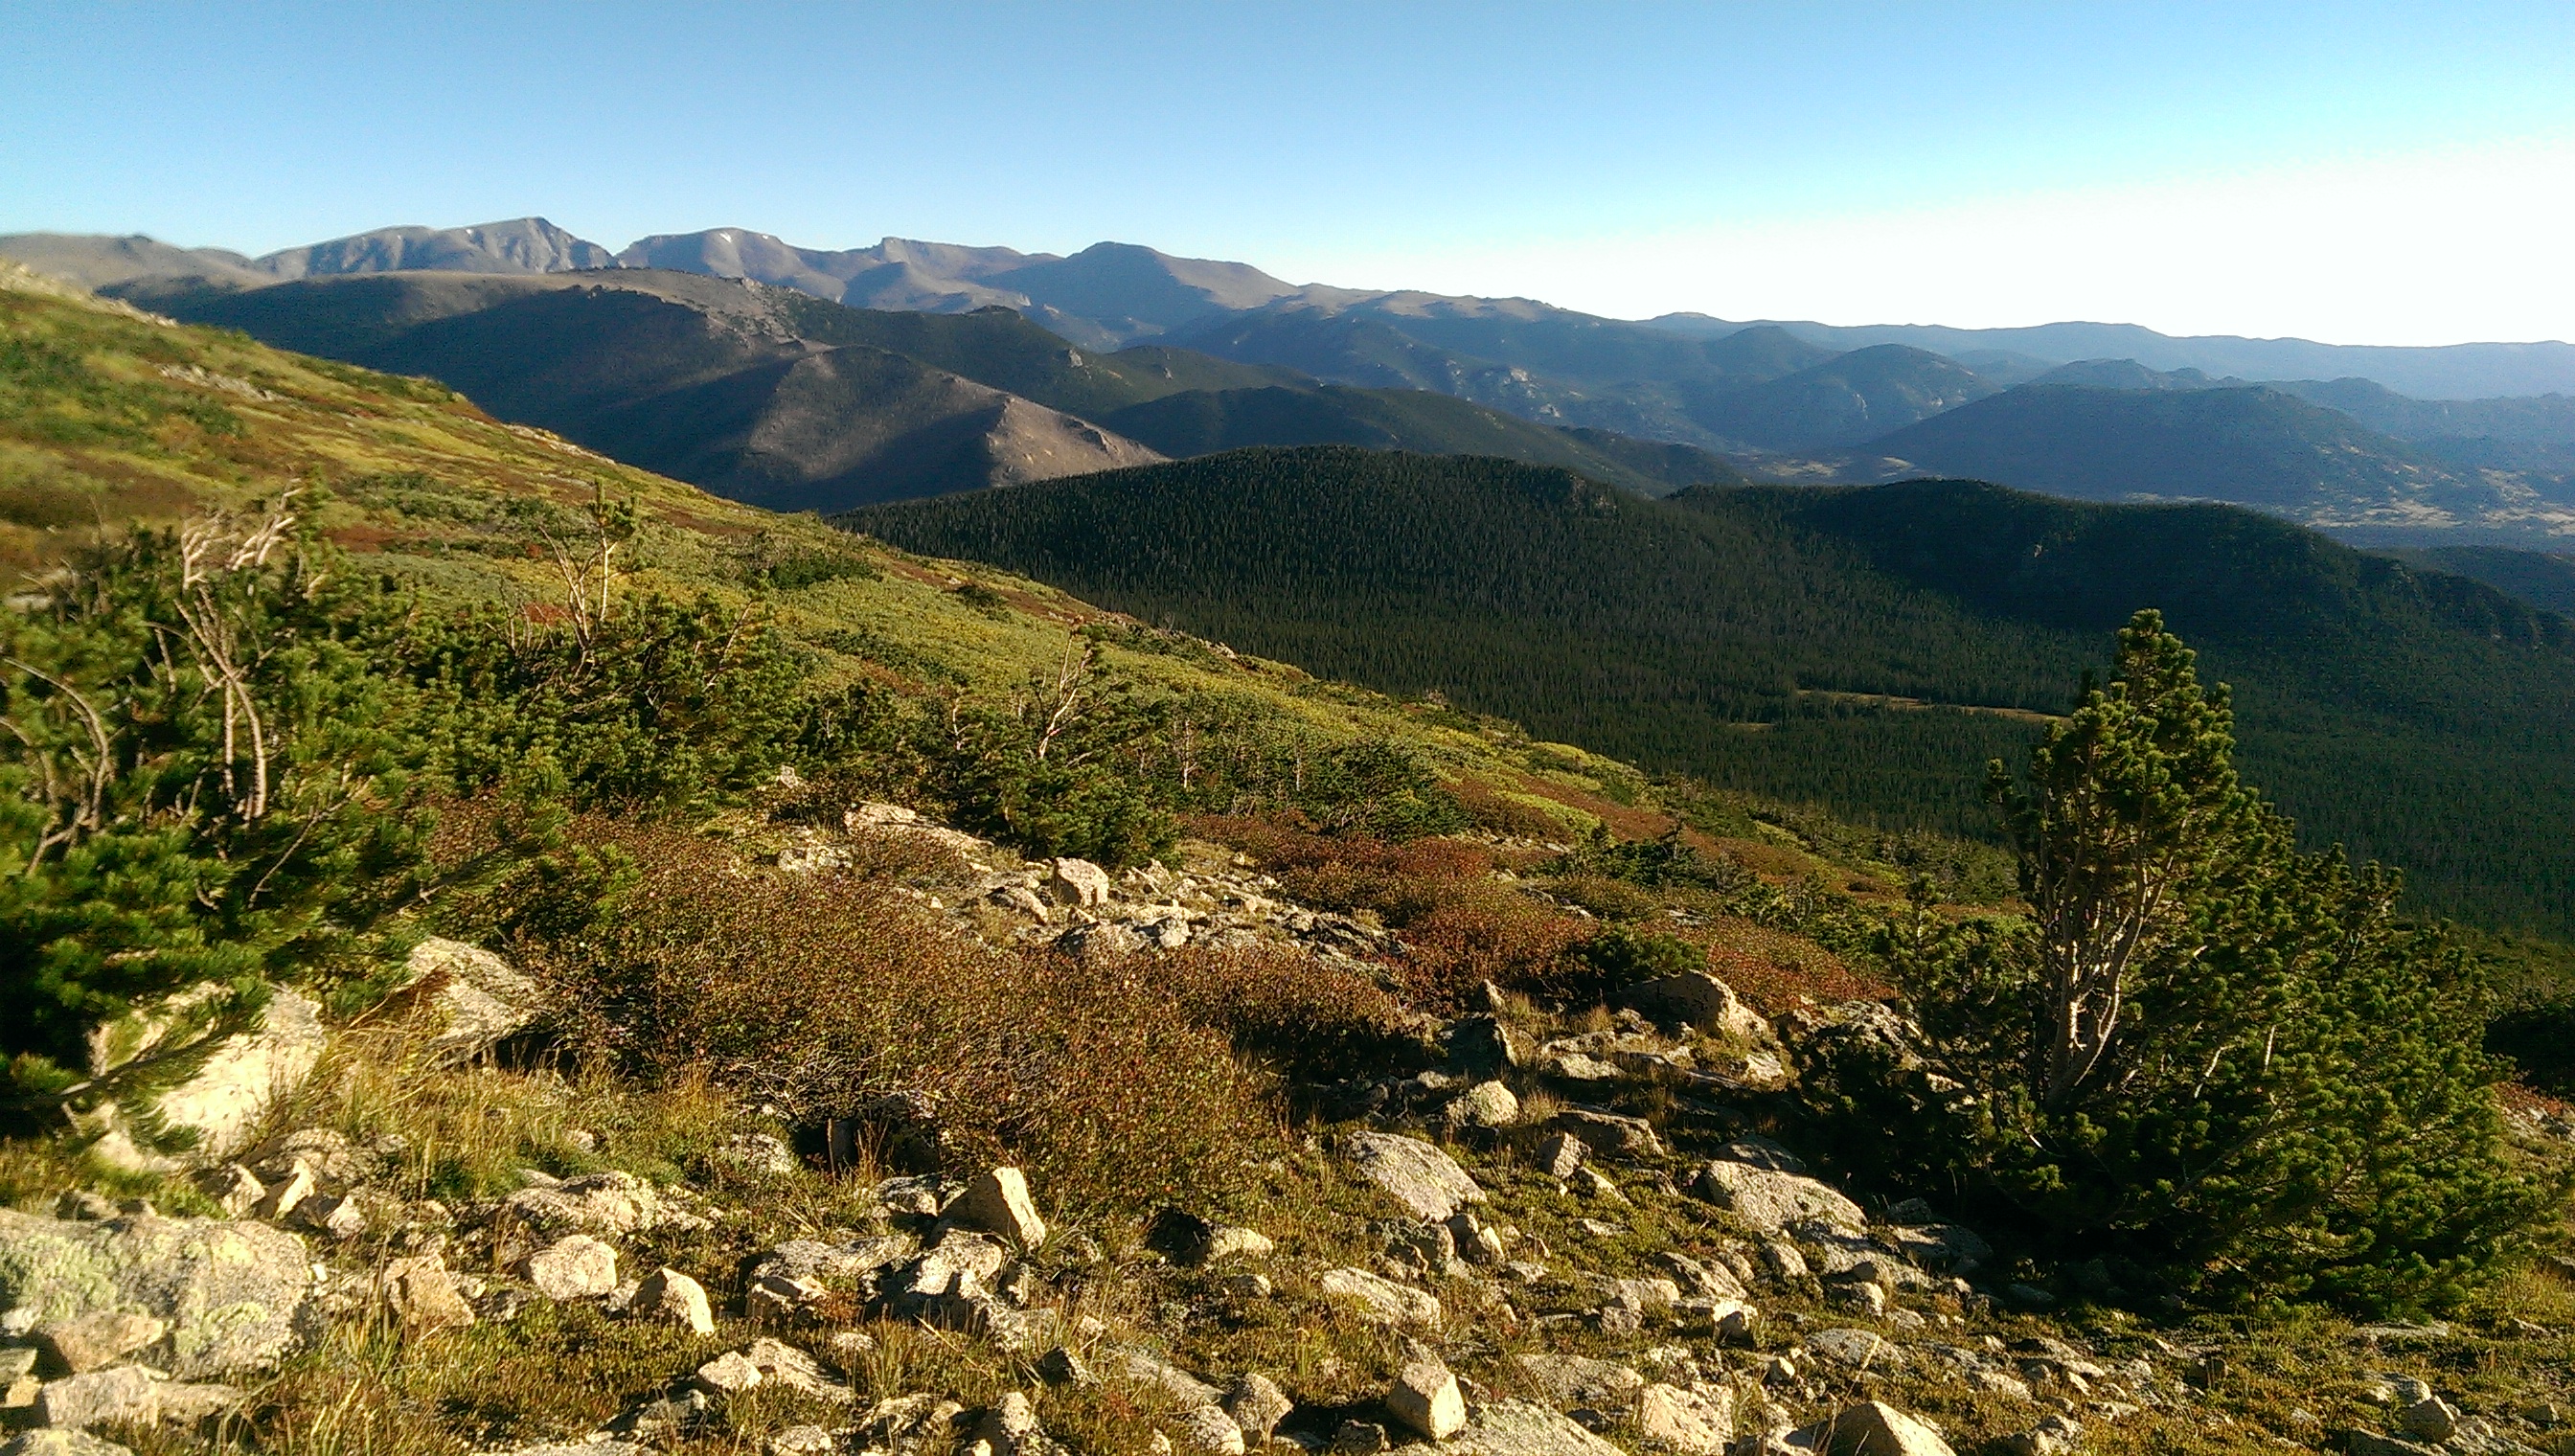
1341,1131 -> 1485,1220
1693,1161 -> 1865,1234
399,938 -> 545,1064
1513,1352 -> 1645,1410
0,1209 -> 310,1377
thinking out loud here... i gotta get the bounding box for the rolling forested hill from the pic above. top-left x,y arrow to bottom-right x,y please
1097,383 -> 1745,494
853,448 -> 2575,935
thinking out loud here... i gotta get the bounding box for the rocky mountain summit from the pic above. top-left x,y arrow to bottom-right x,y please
4,797 -> 2541,1456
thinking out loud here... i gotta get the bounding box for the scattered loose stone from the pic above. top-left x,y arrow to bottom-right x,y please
1333,1421 -> 1390,1454
952,1168 -> 1048,1249
193,1165 -> 264,1218
1792,1401 -> 1955,1456
1450,1081 -> 1520,1128
1222,1373 -> 1293,1444
1386,1362 -> 1466,1442
525,1234 -> 620,1300
1534,1132 -> 1587,1179
1693,1162 -> 1865,1234
1382,1399 -> 1622,1456
1514,1353 -> 1645,1410
1318,1267 -> 1443,1327
1637,1383 -> 1735,1455
693,1350 -> 764,1395
635,1267 -> 715,1334
380,1253 -> 476,1334
1341,1131 -> 1485,1221
1047,857 -> 1114,908
1175,1402 -> 1247,1454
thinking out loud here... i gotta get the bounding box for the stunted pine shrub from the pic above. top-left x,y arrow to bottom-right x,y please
487,818 -> 1266,1208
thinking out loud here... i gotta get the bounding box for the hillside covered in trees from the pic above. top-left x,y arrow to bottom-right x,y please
855,447 -> 2575,936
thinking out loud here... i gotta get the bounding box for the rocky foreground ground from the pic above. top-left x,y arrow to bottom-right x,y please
1,807 -> 2563,1456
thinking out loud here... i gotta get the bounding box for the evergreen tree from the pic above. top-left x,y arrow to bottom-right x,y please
1882,610 -> 2551,1308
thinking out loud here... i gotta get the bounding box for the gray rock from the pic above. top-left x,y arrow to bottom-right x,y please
971,1390 -> 1061,1456
1222,1373 -> 1294,1443
951,1168 -> 1048,1249
1791,1401 -> 1957,1456
1636,1383 -> 1734,1455
1533,1132 -> 1587,1179
635,1267 -> 715,1334
1450,1081 -> 1521,1128
1342,1131 -> 1485,1220
380,1253 -> 475,1333
1047,857 -> 1114,907
0,1208 -> 309,1377
1318,1267 -> 1442,1327
35,1366 -> 238,1430
693,1350 -> 764,1394
34,1311 -> 166,1376
3,1431 -> 135,1456
1383,1399 -> 1624,1456
1512,1353 -> 1643,1410
399,938 -> 543,1065
1333,1421 -> 1390,1454
1711,1137 -> 1807,1175
1656,1250 -> 1748,1301
1693,1162 -> 1864,1234
524,1234 -> 620,1300
503,1171 -> 695,1237
1616,970 -> 1772,1042
1386,1362 -> 1466,1441
1808,1328 -> 1902,1371
1056,921 -> 1143,960
1550,1107 -> 1660,1158
1117,1350 -> 1221,1408
1176,1402 -> 1248,1454
2392,1396 -> 2460,1441
191,1165 -> 264,1218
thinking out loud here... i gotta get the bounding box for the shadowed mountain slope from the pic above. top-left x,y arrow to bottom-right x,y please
853,451 -> 2575,934
1868,383 -> 2575,539
1096,385 -> 1745,495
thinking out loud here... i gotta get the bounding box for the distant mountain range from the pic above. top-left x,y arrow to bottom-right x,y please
6,217 -> 2575,544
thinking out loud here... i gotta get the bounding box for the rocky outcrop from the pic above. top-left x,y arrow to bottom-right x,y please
81,986 -> 326,1168
397,938 -> 545,1064
0,1208 -> 310,1377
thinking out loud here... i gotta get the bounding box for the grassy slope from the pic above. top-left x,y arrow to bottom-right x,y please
854,447 -> 2575,936
0,265 -> 1708,854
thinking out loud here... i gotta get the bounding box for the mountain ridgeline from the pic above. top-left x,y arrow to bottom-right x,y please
853,449 -> 2575,937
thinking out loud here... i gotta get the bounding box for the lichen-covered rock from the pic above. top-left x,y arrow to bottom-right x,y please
1616,971 -> 1772,1042
3,1430 -> 136,1456
1222,1373 -> 1293,1443
34,1311 -> 166,1376
503,1171 -> 698,1237
0,1208 -> 310,1377
1341,1132 -> 1484,1220
379,1254 -> 474,1335
1693,1161 -> 1865,1234
523,1234 -> 620,1300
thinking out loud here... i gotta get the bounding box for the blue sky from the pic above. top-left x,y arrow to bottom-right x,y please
5,2 -> 2571,343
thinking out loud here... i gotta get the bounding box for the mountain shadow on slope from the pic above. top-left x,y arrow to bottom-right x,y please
851,449 -> 2575,935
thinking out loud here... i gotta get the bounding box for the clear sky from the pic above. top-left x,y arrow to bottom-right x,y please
4,1 -> 2570,345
